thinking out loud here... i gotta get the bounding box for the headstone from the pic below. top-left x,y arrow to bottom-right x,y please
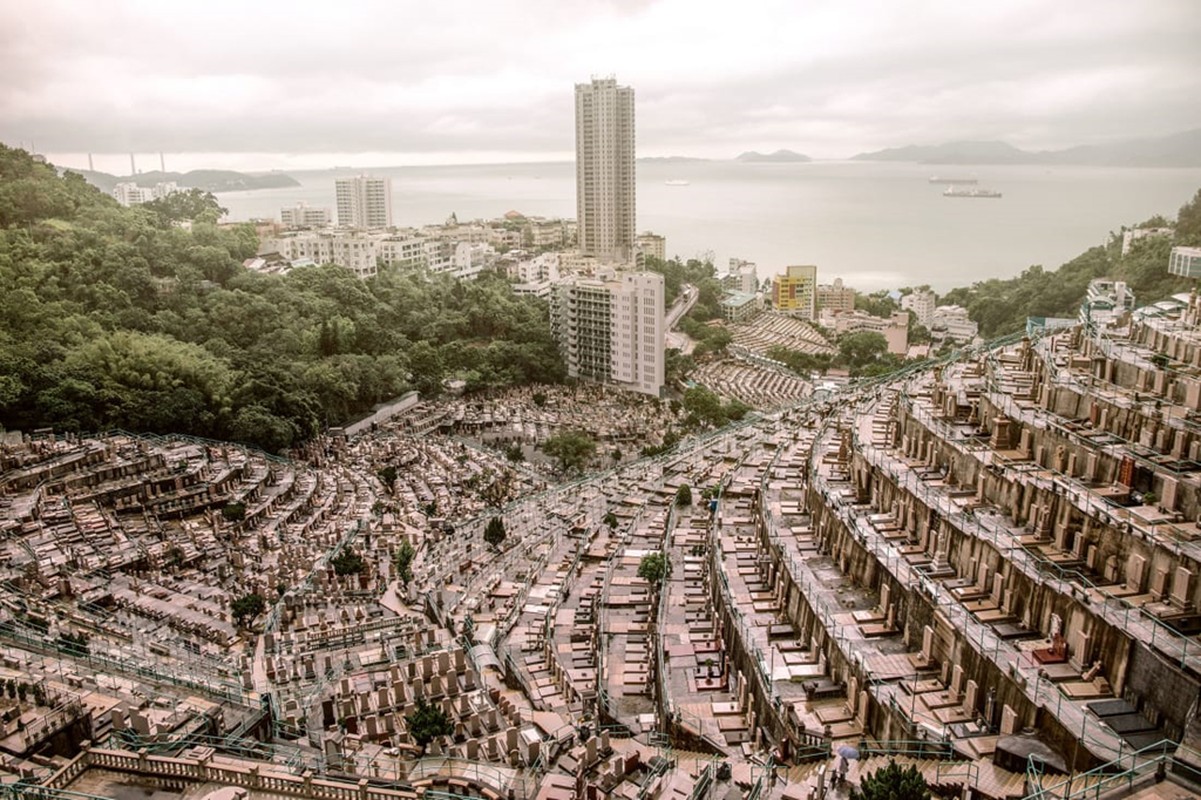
951,664 -> 964,697
964,679 -> 979,712
1000,704 -> 1018,734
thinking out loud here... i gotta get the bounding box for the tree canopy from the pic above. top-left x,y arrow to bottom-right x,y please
404,698 -> 454,753
638,552 -> 669,584
394,540 -> 416,586
484,516 -> 507,548
849,760 -> 930,800
939,188 -> 1201,338
0,145 -> 565,452
542,429 -> 597,473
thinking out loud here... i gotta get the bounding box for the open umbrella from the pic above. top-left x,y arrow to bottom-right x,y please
837,745 -> 860,760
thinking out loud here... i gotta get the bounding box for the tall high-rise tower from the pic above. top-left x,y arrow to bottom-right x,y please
575,77 -> 636,263
335,175 -> 393,229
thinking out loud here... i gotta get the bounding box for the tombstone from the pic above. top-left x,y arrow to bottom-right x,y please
1152,568 -> 1170,600
585,736 -> 598,766
999,706 -> 1018,735
130,710 -> 151,736
847,677 -> 859,712
991,573 -> 1005,604
879,583 -> 891,614
465,739 -> 479,760
950,664 -> 964,698
1071,630 -> 1092,670
963,680 -> 979,712
111,709 -> 126,731
437,651 -> 451,675
857,690 -> 869,725
1173,567 -> 1196,609
921,626 -> 934,662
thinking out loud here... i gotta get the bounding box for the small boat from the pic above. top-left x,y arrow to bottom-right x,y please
929,176 -> 978,185
664,179 -> 690,186
943,187 -> 1002,198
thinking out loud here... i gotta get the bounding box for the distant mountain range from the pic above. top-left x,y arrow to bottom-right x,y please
736,149 -> 811,163
65,168 -> 301,194
851,129 -> 1201,167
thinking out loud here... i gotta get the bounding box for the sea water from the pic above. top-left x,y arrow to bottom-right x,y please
216,160 -> 1201,293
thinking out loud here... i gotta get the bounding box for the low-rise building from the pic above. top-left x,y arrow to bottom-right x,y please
723,259 -> 758,294
817,277 -> 856,314
113,181 -> 178,207
930,304 -> 978,343
1081,278 -> 1135,330
901,289 -> 937,328
721,291 -> 763,323
524,218 -> 569,250
280,202 -> 332,228
634,232 -> 666,262
1169,246 -> 1201,279
1121,226 -> 1173,256
820,309 -> 909,356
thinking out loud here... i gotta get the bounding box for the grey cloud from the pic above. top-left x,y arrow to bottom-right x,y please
2,0 -> 1200,160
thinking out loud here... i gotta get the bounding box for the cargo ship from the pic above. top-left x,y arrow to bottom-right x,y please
943,187 -> 1002,198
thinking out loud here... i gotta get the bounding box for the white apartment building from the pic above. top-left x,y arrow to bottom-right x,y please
507,253 -> 561,298
262,231 -> 438,279
113,181 -> 178,207
1121,227 -> 1173,256
280,202 -> 332,228
524,219 -> 568,250
723,259 -> 758,294
1169,246 -> 1201,279
550,270 -> 664,397
575,77 -> 636,264
335,175 -> 393,229
930,304 -> 979,344
451,242 -> 497,280
901,289 -> 937,328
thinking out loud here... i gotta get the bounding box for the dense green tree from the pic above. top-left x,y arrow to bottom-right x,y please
0,145 -> 566,451
231,593 -> 266,627
484,516 -> 507,548
849,760 -> 930,800
676,484 -> 693,507
837,331 -> 889,371
1177,189 -> 1201,246
142,188 -> 227,225
853,291 -> 899,318
378,465 -> 398,490
542,429 -> 596,473
637,552 -> 669,585
394,539 -> 416,586
331,549 -> 365,576
405,698 -> 454,754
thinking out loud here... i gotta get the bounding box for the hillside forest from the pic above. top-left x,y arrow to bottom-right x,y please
0,145 -> 564,453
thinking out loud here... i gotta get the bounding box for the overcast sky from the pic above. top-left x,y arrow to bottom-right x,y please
3,0 -> 1200,172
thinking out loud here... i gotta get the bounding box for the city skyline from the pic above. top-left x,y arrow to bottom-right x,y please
3,0 -> 1200,173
